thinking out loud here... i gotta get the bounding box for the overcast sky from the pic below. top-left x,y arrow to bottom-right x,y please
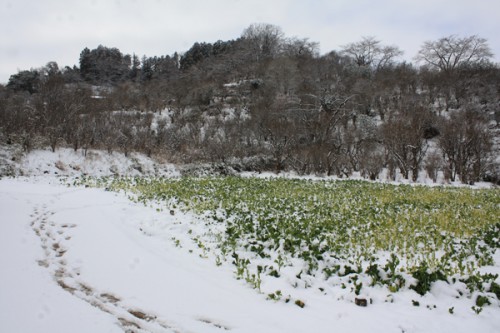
1,0 -> 499,83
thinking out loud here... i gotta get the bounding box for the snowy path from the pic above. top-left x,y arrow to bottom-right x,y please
1,178 -> 499,333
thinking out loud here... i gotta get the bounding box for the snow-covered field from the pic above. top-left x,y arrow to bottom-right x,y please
0,147 -> 499,332
1,176 -> 499,333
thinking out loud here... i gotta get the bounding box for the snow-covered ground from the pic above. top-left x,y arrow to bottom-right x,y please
0,146 -> 498,332
16,148 -> 179,177
1,146 -> 495,188
1,177 -> 499,333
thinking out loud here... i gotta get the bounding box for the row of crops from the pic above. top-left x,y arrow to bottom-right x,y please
74,176 -> 500,308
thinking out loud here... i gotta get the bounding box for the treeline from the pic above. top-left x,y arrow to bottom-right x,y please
0,24 -> 499,183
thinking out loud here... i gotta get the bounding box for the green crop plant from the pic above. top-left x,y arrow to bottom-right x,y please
267,290 -> 282,301
410,261 -> 447,296
73,176 -> 500,302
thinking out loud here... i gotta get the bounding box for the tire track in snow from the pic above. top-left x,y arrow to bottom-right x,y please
30,204 -> 191,333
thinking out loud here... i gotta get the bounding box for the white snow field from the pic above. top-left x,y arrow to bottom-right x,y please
1,177 -> 499,333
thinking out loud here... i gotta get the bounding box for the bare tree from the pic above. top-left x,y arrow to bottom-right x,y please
438,106 -> 493,184
291,92 -> 354,176
254,92 -> 297,173
340,36 -> 403,70
281,37 -> 319,58
241,23 -> 285,60
415,35 -> 493,72
33,66 -> 94,153
2,93 -> 40,152
345,114 -> 380,173
382,105 -> 431,181
424,151 -> 443,183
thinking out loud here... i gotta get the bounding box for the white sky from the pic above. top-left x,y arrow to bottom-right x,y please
1,0 -> 499,83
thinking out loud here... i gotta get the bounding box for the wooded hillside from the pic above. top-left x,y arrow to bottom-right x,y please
1,24 -> 498,183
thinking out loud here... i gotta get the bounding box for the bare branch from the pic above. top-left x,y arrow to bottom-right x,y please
415,35 -> 493,71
